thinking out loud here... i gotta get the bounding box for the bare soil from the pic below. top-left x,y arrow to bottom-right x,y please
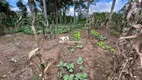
0,30 -> 135,80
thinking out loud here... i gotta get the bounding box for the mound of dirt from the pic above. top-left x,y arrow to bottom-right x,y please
0,32 -> 113,80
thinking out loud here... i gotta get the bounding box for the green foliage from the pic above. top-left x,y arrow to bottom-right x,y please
70,31 -> 81,41
71,47 -> 75,53
95,40 -> 115,53
68,45 -> 83,53
57,61 -> 67,69
91,30 -> 100,37
55,24 -> 70,34
63,74 -> 74,80
66,63 -> 74,72
32,73 -> 39,80
78,66 -> 84,72
75,73 -> 88,80
95,41 -> 105,49
57,72 -> 62,80
57,57 -> 87,80
5,29 -> 20,34
76,45 -> 83,49
91,30 -> 106,41
109,29 -> 120,36
57,62 -> 74,73
22,25 -> 33,34
105,46 -> 115,53
77,57 -> 83,64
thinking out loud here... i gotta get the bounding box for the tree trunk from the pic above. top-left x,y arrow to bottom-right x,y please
42,0 -> 48,38
59,9 -> 62,24
42,0 -> 47,19
55,0 -> 58,24
86,0 -> 91,38
108,0 -> 116,26
74,2 -> 76,24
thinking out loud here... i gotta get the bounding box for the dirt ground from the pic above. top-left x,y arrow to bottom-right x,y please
0,30 -> 133,80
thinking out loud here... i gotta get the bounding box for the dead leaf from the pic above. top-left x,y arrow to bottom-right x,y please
44,62 -> 51,74
29,48 -> 39,60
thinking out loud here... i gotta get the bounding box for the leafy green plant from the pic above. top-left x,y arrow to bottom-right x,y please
105,46 -> 111,50
95,41 -> 105,49
75,73 -> 88,80
91,30 -> 100,37
95,41 -> 115,53
57,61 -> 67,69
70,46 -> 75,53
77,57 -> 83,64
91,30 -> 106,41
110,48 -> 115,53
66,63 -> 74,72
70,31 -> 81,41
78,66 -> 84,72
99,35 -> 106,41
63,74 -> 74,80
57,72 -> 62,80
76,45 -> 83,49
21,25 -> 33,34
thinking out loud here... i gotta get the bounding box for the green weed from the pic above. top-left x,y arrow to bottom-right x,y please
63,74 -> 74,80
57,61 -> 67,69
91,30 -> 106,41
95,40 -> 115,53
77,57 -> 83,65
75,73 -> 88,80
57,57 -> 87,80
78,66 -> 84,72
70,31 -> 81,41
66,63 -> 74,72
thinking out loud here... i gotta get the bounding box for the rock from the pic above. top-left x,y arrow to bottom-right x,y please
10,58 -> 17,63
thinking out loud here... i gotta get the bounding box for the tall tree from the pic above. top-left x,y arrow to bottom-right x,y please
86,0 -> 98,38
86,0 -> 91,25
42,0 -> 47,20
108,0 -> 116,25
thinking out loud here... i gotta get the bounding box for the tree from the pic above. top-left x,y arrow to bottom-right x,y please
42,0 -> 47,20
86,0 -> 99,38
108,0 -> 116,25
0,0 -> 17,34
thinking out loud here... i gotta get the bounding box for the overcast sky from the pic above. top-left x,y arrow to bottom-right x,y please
7,0 -> 127,16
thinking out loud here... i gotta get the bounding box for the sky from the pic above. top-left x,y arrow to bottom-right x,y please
7,0 -> 127,16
